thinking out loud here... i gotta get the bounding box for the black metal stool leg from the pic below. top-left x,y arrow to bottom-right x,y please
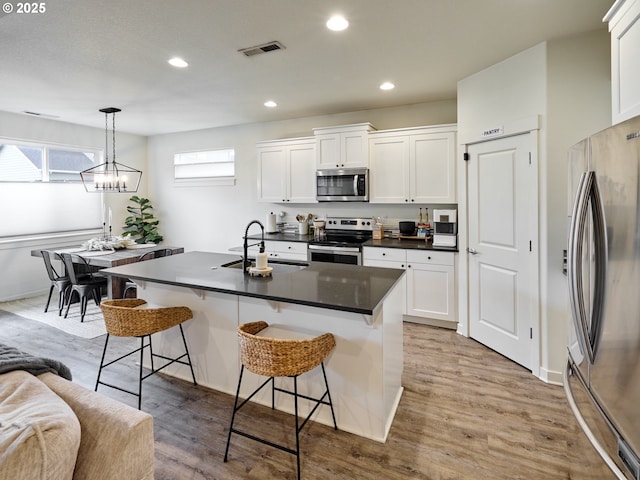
271,376 -> 276,409
95,334 -> 110,391
179,324 -> 197,385
224,365 -> 245,462
321,362 -> 338,429
293,375 -> 301,480
138,336 -> 145,410
148,334 -> 155,373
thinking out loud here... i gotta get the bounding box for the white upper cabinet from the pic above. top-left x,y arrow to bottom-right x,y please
313,123 -> 376,169
605,0 -> 640,124
369,125 -> 456,204
257,137 -> 317,203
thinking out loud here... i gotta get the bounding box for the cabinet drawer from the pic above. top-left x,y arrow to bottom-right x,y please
265,241 -> 307,256
363,247 -> 406,262
406,250 -> 454,266
363,259 -> 405,269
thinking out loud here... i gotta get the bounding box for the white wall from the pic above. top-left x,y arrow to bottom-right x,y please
147,100 -> 457,254
456,29 -> 610,383
545,30 -> 612,379
0,111 -> 147,301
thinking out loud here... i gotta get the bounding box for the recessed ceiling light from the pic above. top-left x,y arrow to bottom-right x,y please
264,101 -> 277,108
168,57 -> 189,68
326,15 -> 349,31
380,82 -> 395,91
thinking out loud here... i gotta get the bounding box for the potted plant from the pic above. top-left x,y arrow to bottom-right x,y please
122,196 -> 164,244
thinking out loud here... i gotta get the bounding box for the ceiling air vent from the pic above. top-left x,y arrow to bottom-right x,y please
238,41 -> 285,57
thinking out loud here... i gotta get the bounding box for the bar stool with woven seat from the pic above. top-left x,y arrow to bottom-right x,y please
224,321 -> 337,480
96,298 -> 197,409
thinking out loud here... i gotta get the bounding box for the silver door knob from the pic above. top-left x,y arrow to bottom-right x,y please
467,248 -> 479,255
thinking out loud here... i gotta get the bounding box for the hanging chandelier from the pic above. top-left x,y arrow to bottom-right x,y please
80,107 -> 142,193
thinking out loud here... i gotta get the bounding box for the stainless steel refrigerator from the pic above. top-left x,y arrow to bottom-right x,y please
565,115 -> 640,480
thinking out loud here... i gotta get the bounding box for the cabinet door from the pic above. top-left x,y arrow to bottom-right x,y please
342,131 -> 370,168
609,0 -> 640,124
406,263 -> 455,321
316,134 -> 341,169
287,142 -> 317,203
410,132 -> 456,203
369,135 -> 410,203
257,146 -> 286,202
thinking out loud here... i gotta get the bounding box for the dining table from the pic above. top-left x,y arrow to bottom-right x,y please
31,245 -> 184,299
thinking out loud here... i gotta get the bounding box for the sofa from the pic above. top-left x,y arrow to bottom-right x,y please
0,369 -> 154,480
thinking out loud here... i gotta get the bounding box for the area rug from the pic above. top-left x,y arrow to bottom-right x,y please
0,295 -> 106,339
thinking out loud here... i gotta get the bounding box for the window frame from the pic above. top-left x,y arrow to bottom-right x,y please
0,138 -> 102,184
173,147 -> 236,187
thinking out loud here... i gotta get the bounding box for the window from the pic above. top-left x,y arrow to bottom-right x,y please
0,141 -> 98,183
174,148 -> 235,185
0,139 -> 102,238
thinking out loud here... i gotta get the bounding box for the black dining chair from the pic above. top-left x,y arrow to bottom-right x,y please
40,250 -> 71,316
61,253 -> 108,322
123,249 -> 174,298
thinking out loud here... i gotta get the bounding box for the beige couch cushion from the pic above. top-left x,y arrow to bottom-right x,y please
0,370 -> 81,480
40,373 -> 155,480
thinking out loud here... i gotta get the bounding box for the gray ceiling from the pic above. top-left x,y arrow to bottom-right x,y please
0,0 -> 613,136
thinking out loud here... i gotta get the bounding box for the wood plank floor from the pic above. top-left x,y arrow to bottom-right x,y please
0,308 -> 615,479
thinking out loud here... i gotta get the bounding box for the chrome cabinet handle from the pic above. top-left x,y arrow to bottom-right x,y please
467,248 -> 479,255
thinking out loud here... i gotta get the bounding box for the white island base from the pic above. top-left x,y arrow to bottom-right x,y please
136,279 -> 405,442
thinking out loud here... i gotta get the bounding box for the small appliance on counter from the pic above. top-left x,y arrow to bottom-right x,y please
265,212 -> 278,233
433,209 -> 457,247
398,221 -> 416,236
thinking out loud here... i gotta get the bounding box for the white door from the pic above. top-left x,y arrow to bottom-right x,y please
467,133 -> 538,369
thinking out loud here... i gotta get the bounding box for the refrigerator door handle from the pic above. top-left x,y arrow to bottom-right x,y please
568,171 -> 608,365
588,172 -> 607,362
567,171 -> 591,362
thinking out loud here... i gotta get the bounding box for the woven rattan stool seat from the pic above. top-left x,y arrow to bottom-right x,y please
238,321 -> 336,377
225,321 -> 337,480
101,299 -> 193,337
96,298 -> 197,409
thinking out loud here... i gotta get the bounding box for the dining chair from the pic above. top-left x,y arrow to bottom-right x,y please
60,253 -> 108,322
123,249 -> 174,298
40,250 -> 71,316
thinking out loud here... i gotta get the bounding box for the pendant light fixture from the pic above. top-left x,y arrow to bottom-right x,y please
80,107 -> 142,193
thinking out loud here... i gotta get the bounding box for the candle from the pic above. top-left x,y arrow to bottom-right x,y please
108,207 -> 112,229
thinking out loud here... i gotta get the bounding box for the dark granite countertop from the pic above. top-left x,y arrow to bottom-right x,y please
100,251 -> 404,315
250,233 -> 458,252
247,232 -> 313,242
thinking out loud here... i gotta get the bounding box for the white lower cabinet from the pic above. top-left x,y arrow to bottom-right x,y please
363,246 -> 456,325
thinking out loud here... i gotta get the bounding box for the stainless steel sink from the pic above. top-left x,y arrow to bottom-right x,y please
221,259 -> 308,272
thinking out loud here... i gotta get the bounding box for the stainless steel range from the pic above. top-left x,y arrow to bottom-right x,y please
307,216 -> 373,265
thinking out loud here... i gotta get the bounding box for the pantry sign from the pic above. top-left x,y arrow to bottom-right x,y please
482,126 -> 504,138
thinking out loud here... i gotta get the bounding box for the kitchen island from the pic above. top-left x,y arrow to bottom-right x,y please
100,251 -> 405,442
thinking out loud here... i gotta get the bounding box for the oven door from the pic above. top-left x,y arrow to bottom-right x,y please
307,245 -> 361,265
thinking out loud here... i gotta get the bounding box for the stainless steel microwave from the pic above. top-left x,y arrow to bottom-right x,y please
316,168 -> 369,202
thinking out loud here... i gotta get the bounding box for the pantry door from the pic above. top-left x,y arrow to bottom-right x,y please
467,133 -> 538,370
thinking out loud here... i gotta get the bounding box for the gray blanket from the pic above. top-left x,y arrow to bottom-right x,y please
0,343 -> 72,380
